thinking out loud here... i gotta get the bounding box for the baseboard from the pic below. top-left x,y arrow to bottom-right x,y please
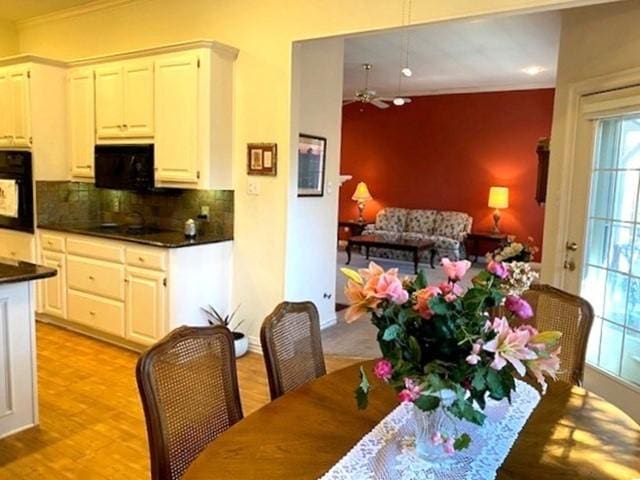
321,315 -> 337,330
248,335 -> 262,354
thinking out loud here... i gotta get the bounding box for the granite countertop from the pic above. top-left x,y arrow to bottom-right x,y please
0,257 -> 57,285
38,223 -> 233,248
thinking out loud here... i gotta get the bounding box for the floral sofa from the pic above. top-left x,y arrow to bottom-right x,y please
362,207 -> 473,264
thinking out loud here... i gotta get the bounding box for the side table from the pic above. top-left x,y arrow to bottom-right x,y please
465,232 -> 508,263
338,220 -> 371,237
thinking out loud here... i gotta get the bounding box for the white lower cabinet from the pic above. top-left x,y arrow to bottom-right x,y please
40,250 -> 66,318
125,266 -> 165,345
37,230 -> 231,348
67,289 -> 125,337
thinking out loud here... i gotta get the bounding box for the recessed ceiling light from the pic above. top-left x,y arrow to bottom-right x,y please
393,97 -> 406,106
522,65 -> 545,76
401,67 -> 413,78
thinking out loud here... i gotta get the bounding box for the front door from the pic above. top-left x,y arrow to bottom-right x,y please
564,85 -> 640,418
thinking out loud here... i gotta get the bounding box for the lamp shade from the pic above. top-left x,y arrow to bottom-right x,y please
488,186 -> 509,209
352,182 -> 372,202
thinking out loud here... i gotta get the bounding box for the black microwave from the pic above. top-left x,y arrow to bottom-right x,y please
94,145 -> 154,190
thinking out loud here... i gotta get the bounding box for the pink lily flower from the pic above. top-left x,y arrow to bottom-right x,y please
441,258 -> 471,282
483,318 -> 537,376
397,378 -> 422,403
526,346 -> 561,394
343,280 -> 380,323
371,273 -> 409,304
465,341 -> 483,365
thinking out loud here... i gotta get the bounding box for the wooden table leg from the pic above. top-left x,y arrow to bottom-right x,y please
346,241 -> 352,264
366,246 -> 370,260
430,249 -> 436,269
413,249 -> 419,274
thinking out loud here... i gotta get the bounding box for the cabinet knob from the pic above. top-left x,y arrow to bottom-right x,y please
89,311 -> 95,316
138,256 -> 145,262
123,124 -> 128,129
88,275 -> 95,280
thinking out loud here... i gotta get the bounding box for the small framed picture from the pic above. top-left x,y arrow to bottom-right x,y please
247,143 -> 277,176
297,134 -> 327,197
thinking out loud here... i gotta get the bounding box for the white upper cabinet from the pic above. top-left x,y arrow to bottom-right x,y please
9,68 -> 32,148
95,61 -> 154,141
123,62 -> 154,138
154,55 -> 199,184
0,66 -> 31,148
68,68 -> 95,178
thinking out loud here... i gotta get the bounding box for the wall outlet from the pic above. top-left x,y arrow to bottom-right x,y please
200,205 -> 210,218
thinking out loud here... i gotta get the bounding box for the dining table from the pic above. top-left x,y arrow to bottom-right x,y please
183,360 -> 640,480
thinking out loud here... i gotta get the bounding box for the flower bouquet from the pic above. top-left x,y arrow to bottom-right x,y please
488,236 -> 539,263
341,258 -> 561,460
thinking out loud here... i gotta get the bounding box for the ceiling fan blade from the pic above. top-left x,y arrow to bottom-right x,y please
371,99 -> 390,109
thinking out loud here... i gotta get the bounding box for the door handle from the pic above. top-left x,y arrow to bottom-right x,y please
566,241 -> 578,251
564,259 -> 576,271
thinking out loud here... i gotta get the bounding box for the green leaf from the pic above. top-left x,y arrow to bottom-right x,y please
354,366 -> 370,410
486,368 -> 505,399
471,370 -> 486,391
407,336 -> 422,363
449,398 -> 486,426
414,394 -> 440,412
454,433 -> 471,451
414,269 -> 428,290
382,324 -> 402,341
429,296 -> 451,315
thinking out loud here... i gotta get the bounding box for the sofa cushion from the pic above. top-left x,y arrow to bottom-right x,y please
433,211 -> 472,240
406,209 -> 438,235
374,208 -> 409,233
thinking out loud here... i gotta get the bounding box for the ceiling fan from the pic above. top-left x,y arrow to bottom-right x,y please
343,63 -> 412,109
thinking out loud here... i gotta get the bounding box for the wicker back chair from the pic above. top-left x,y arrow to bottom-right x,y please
136,325 -> 243,480
260,301 -> 327,400
522,284 -> 594,386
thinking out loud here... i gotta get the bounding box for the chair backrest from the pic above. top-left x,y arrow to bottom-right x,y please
522,284 -> 594,386
136,325 -> 243,480
260,301 -> 327,400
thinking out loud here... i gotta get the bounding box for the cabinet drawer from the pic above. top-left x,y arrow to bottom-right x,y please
40,233 -> 66,253
126,248 -> 166,271
0,231 -> 34,262
67,236 -> 125,263
68,289 -> 125,337
67,256 -> 125,301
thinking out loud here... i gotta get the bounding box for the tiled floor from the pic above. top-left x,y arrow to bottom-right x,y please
0,323 -> 358,479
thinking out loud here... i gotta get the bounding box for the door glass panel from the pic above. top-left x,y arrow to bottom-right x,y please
582,115 -> 640,386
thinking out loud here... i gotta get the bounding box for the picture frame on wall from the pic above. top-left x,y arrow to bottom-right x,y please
247,143 -> 278,176
297,134 -> 327,197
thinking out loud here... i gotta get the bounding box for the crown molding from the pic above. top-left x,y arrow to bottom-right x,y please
0,54 -> 67,68
16,0 -> 142,29
342,81 -> 555,100
67,39 -> 238,66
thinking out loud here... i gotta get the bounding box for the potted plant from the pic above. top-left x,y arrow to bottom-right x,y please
341,258 -> 561,462
201,305 -> 249,357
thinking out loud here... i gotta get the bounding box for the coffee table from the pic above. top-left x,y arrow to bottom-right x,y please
346,234 -> 435,273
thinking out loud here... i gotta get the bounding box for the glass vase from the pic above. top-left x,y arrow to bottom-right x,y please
413,389 -> 458,464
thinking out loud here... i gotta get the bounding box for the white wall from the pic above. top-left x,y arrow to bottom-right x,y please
0,20 -> 18,57
285,38 -> 344,329
543,0 -> 640,421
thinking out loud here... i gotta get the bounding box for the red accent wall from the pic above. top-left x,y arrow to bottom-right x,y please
339,89 -> 554,254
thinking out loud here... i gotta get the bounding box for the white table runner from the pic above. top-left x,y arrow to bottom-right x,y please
321,380 -> 541,480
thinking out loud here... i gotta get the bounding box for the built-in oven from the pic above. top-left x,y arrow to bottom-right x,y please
94,144 -> 155,191
0,151 -> 34,233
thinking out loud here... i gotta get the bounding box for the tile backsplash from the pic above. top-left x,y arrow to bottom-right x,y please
36,182 -> 234,236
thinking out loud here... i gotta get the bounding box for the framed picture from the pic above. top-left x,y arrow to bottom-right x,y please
247,143 -> 277,176
297,134 -> 327,197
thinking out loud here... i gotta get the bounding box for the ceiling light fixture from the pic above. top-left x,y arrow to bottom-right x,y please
522,65 -> 545,76
400,0 -> 413,78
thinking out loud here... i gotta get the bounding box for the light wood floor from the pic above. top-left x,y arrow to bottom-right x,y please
0,322 -> 360,479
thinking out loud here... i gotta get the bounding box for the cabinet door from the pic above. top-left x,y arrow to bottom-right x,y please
0,69 -> 11,147
125,267 -> 165,345
68,69 -> 96,178
154,56 -> 199,183
9,68 -> 31,148
123,62 -> 154,138
95,66 -> 124,139
41,250 -> 66,318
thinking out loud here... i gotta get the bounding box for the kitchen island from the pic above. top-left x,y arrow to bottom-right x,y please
0,258 -> 56,439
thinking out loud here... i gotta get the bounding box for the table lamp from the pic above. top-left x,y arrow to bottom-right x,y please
352,182 -> 372,223
488,186 -> 509,233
